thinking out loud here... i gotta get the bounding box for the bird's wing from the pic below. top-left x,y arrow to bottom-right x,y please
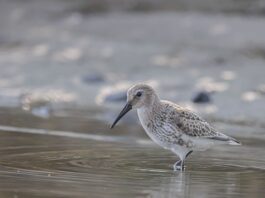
160,101 -> 240,144
176,112 -> 218,137
168,106 -> 228,140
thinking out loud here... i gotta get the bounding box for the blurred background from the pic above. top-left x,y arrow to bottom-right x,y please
0,0 -> 265,197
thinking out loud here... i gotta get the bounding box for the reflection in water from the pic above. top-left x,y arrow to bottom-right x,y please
0,108 -> 264,197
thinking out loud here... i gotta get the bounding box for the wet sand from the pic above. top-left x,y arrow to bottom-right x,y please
1,0 -> 265,123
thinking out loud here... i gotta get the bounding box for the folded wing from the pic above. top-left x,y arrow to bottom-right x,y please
168,105 -> 240,145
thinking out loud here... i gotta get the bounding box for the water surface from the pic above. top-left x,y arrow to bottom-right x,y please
0,108 -> 264,198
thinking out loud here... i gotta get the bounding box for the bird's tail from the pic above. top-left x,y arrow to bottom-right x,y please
208,134 -> 241,145
228,137 -> 241,145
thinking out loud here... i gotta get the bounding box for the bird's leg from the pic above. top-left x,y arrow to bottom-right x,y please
173,160 -> 183,171
182,150 -> 193,169
173,151 -> 193,171
185,150 -> 193,159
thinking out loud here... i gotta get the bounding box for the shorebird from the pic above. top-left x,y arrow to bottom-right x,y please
110,83 -> 240,171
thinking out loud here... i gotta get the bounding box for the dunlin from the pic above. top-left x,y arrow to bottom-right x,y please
111,83 -> 240,171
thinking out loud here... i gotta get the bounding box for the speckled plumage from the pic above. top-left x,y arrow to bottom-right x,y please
111,83 -> 241,171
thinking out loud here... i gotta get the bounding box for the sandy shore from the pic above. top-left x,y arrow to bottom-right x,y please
1,0 -> 265,125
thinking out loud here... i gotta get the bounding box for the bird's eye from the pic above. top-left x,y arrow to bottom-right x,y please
136,91 -> 142,97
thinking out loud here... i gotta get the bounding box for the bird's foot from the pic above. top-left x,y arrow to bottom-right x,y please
173,160 -> 184,171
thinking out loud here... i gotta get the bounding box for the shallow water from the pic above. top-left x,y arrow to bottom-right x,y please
0,108 -> 264,198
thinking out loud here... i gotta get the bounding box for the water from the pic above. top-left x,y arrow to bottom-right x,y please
0,108 -> 264,198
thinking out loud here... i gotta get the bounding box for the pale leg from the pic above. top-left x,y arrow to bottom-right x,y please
172,148 -> 192,171
173,160 -> 184,171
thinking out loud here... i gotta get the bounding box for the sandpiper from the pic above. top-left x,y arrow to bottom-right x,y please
110,83 -> 240,171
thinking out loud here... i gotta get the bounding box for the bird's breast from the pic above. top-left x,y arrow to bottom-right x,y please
137,107 -> 180,149
137,107 -> 153,133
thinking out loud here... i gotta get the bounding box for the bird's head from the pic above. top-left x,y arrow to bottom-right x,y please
110,83 -> 158,129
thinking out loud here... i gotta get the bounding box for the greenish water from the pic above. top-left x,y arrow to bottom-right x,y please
0,108 -> 264,198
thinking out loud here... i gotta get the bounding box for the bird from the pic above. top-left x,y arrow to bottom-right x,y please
110,83 -> 241,171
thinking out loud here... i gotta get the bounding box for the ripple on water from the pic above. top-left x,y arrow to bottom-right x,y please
0,126 -> 265,197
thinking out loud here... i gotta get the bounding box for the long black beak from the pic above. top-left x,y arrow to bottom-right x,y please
110,102 -> 132,129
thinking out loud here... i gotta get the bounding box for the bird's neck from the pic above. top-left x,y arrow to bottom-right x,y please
137,98 -> 162,121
